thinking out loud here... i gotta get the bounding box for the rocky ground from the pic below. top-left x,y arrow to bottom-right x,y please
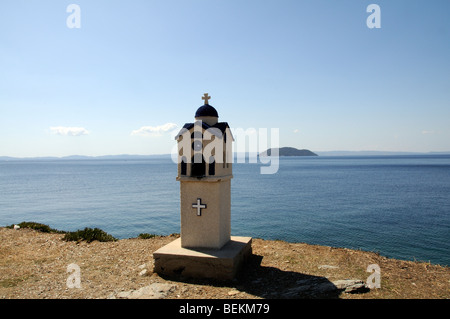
0,227 -> 448,299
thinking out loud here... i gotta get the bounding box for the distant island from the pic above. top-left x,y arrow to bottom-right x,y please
260,147 -> 318,157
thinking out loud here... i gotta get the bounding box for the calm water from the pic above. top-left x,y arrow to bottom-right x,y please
0,155 -> 449,266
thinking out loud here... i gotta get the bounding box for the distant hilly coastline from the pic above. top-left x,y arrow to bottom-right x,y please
0,154 -> 172,161
315,151 -> 450,156
1,150 -> 450,161
260,147 -> 318,157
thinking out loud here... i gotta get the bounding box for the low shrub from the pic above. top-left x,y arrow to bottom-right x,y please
63,227 -> 117,243
138,233 -> 156,239
6,222 -> 65,234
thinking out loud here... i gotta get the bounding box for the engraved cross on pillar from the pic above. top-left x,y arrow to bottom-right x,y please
192,198 -> 207,216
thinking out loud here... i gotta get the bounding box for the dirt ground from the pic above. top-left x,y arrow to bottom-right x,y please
0,227 -> 448,299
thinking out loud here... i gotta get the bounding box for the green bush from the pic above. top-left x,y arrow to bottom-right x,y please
138,233 -> 156,239
63,227 -> 117,243
6,222 -> 65,234
6,222 -> 117,244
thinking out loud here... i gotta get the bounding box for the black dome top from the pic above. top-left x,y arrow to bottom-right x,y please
195,104 -> 219,118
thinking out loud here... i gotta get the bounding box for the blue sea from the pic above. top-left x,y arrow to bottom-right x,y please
0,155 -> 449,266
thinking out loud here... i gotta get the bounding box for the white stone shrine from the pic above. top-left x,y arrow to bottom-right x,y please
153,94 -> 252,280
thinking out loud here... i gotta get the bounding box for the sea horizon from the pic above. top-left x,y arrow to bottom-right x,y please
2,149 -> 450,161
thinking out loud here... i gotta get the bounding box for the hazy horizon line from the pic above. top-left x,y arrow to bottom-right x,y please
1,149 -> 450,160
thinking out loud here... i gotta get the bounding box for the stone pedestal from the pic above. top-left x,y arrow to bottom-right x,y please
153,236 -> 252,281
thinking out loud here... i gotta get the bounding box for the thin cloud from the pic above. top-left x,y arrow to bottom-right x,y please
131,123 -> 178,137
50,126 -> 90,136
422,130 -> 435,135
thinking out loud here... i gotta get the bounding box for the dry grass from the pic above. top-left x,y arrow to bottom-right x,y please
0,227 -> 448,299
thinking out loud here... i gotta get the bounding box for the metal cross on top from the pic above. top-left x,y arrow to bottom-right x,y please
202,93 -> 211,105
192,198 -> 207,216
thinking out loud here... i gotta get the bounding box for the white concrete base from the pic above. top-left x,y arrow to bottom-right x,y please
153,236 -> 252,281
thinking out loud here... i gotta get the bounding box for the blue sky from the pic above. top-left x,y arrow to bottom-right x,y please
1,0 -> 449,157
